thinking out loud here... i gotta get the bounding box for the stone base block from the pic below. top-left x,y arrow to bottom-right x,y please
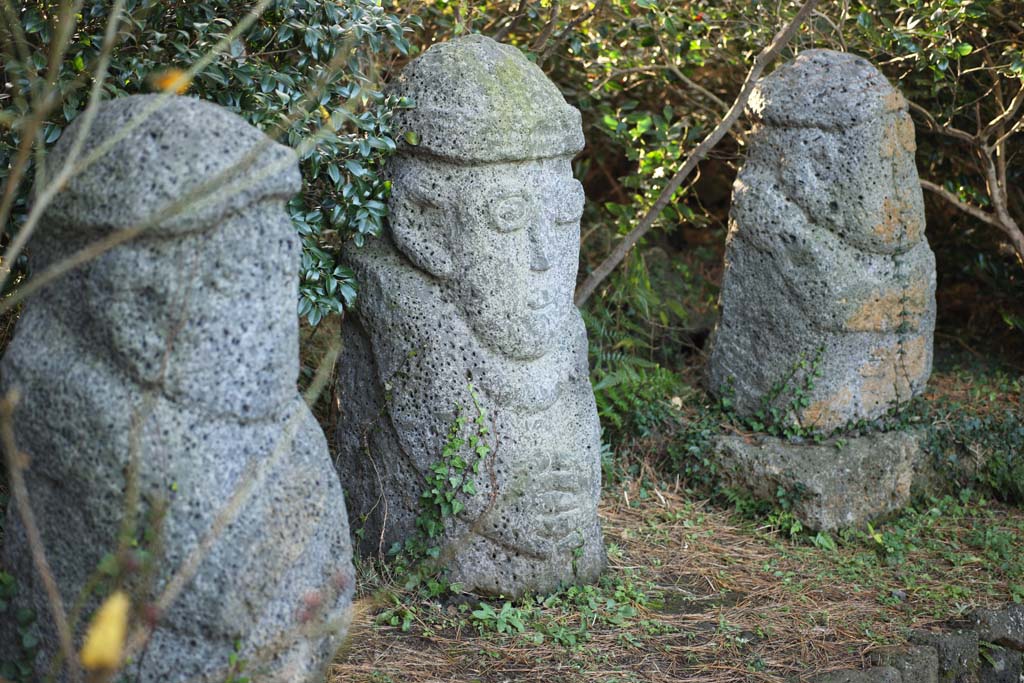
711,430 -> 930,531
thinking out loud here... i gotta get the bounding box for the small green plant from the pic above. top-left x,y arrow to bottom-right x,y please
741,346 -> 825,439
223,639 -> 251,683
375,594 -> 418,632
0,572 -> 37,683
470,601 -> 528,635
389,383 -> 491,594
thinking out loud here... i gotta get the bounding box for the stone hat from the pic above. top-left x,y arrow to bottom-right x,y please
389,34 -> 585,163
748,49 -> 908,129
43,94 -> 300,235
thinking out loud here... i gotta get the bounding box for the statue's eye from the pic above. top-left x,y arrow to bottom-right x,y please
490,195 -> 529,233
555,180 -> 585,223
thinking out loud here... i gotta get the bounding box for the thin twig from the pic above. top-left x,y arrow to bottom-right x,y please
0,0 -> 127,293
0,0 -> 278,290
921,178 -> 1024,266
0,392 -> 82,683
538,1 -> 602,66
574,0 -> 820,307
120,342 -> 341,663
491,0 -> 528,42
530,0 -> 561,61
0,38 -> 360,320
920,176 -> 1004,229
907,99 -> 975,145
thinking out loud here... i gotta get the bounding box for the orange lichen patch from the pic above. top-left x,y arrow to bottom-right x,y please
800,386 -> 854,432
899,198 -> 925,245
871,196 -> 921,247
845,281 -> 928,333
880,121 -> 899,158
872,197 -> 903,244
859,335 -> 929,409
859,341 -> 903,408
879,113 -> 916,158
896,114 -> 916,153
883,89 -> 907,112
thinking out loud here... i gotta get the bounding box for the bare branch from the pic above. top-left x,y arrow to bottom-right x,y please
981,147 -> 1022,237
574,0 -> 821,307
1,392 -> 82,683
811,9 -> 846,50
655,34 -> 729,114
491,0 -> 528,42
983,82 -> 1024,141
920,179 -> 1002,228
530,0 -> 561,57
587,65 -> 671,96
539,2 -> 602,66
907,99 -> 976,145
922,178 -> 1024,265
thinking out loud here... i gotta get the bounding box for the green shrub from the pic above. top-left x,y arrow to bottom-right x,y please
1,0 -> 415,323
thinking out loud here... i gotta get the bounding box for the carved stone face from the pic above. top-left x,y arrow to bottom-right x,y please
389,155 -> 585,361
773,114 -> 924,256
81,205 -> 300,419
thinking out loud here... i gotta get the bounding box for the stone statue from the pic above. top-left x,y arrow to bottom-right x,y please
335,35 -> 606,597
708,50 -> 936,432
0,95 -> 354,682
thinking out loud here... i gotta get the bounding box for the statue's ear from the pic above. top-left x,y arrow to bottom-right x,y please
388,178 -> 454,279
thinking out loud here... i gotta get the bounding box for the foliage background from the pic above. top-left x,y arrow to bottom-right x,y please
2,0 -> 1022,491
1,0 -> 416,325
0,3 -> 1023,681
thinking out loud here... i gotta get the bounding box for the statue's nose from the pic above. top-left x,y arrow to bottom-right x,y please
529,218 -> 553,272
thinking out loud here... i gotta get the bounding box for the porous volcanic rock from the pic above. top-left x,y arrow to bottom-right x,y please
335,35 -> 605,597
711,430 -> 929,531
0,95 -> 354,682
708,49 -> 936,432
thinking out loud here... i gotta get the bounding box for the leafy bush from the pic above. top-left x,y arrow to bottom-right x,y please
414,0 -> 1023,348
927,404 -> 1024,504
1,0 -> 415,323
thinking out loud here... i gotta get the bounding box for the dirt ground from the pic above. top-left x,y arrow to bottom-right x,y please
330,479 -> 1024,683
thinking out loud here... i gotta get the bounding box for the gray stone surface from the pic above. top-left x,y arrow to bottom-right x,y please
0,95 -> 354,682
870,644 -> 941,683
708,49 -> 936,432
978,646 -> 1022,683
911,629 -> 980,683
971,606 -> 1024,650
335,35 -> 605,597
809,667 -> 902,683
712,430 -> 928,530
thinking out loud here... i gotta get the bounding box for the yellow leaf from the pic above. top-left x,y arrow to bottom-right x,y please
318,105 -> 331,121
80,590 -> 130,671
151,68 -> 192,95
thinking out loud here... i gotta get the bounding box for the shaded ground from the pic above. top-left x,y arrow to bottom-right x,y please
330,481 -> 1024,683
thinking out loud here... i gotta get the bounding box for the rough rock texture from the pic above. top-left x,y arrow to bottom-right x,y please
910,629 -> 980,683
335,35 -> 605,597
0,95 -> 354,682
809,668 -> 902,683
711,430 -> 929,531
818,607 -> 1024,683
870,645 -> 941,683
971,605 -> 1024,650
708,50 -> 936,432
978,647 -> 1022,683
